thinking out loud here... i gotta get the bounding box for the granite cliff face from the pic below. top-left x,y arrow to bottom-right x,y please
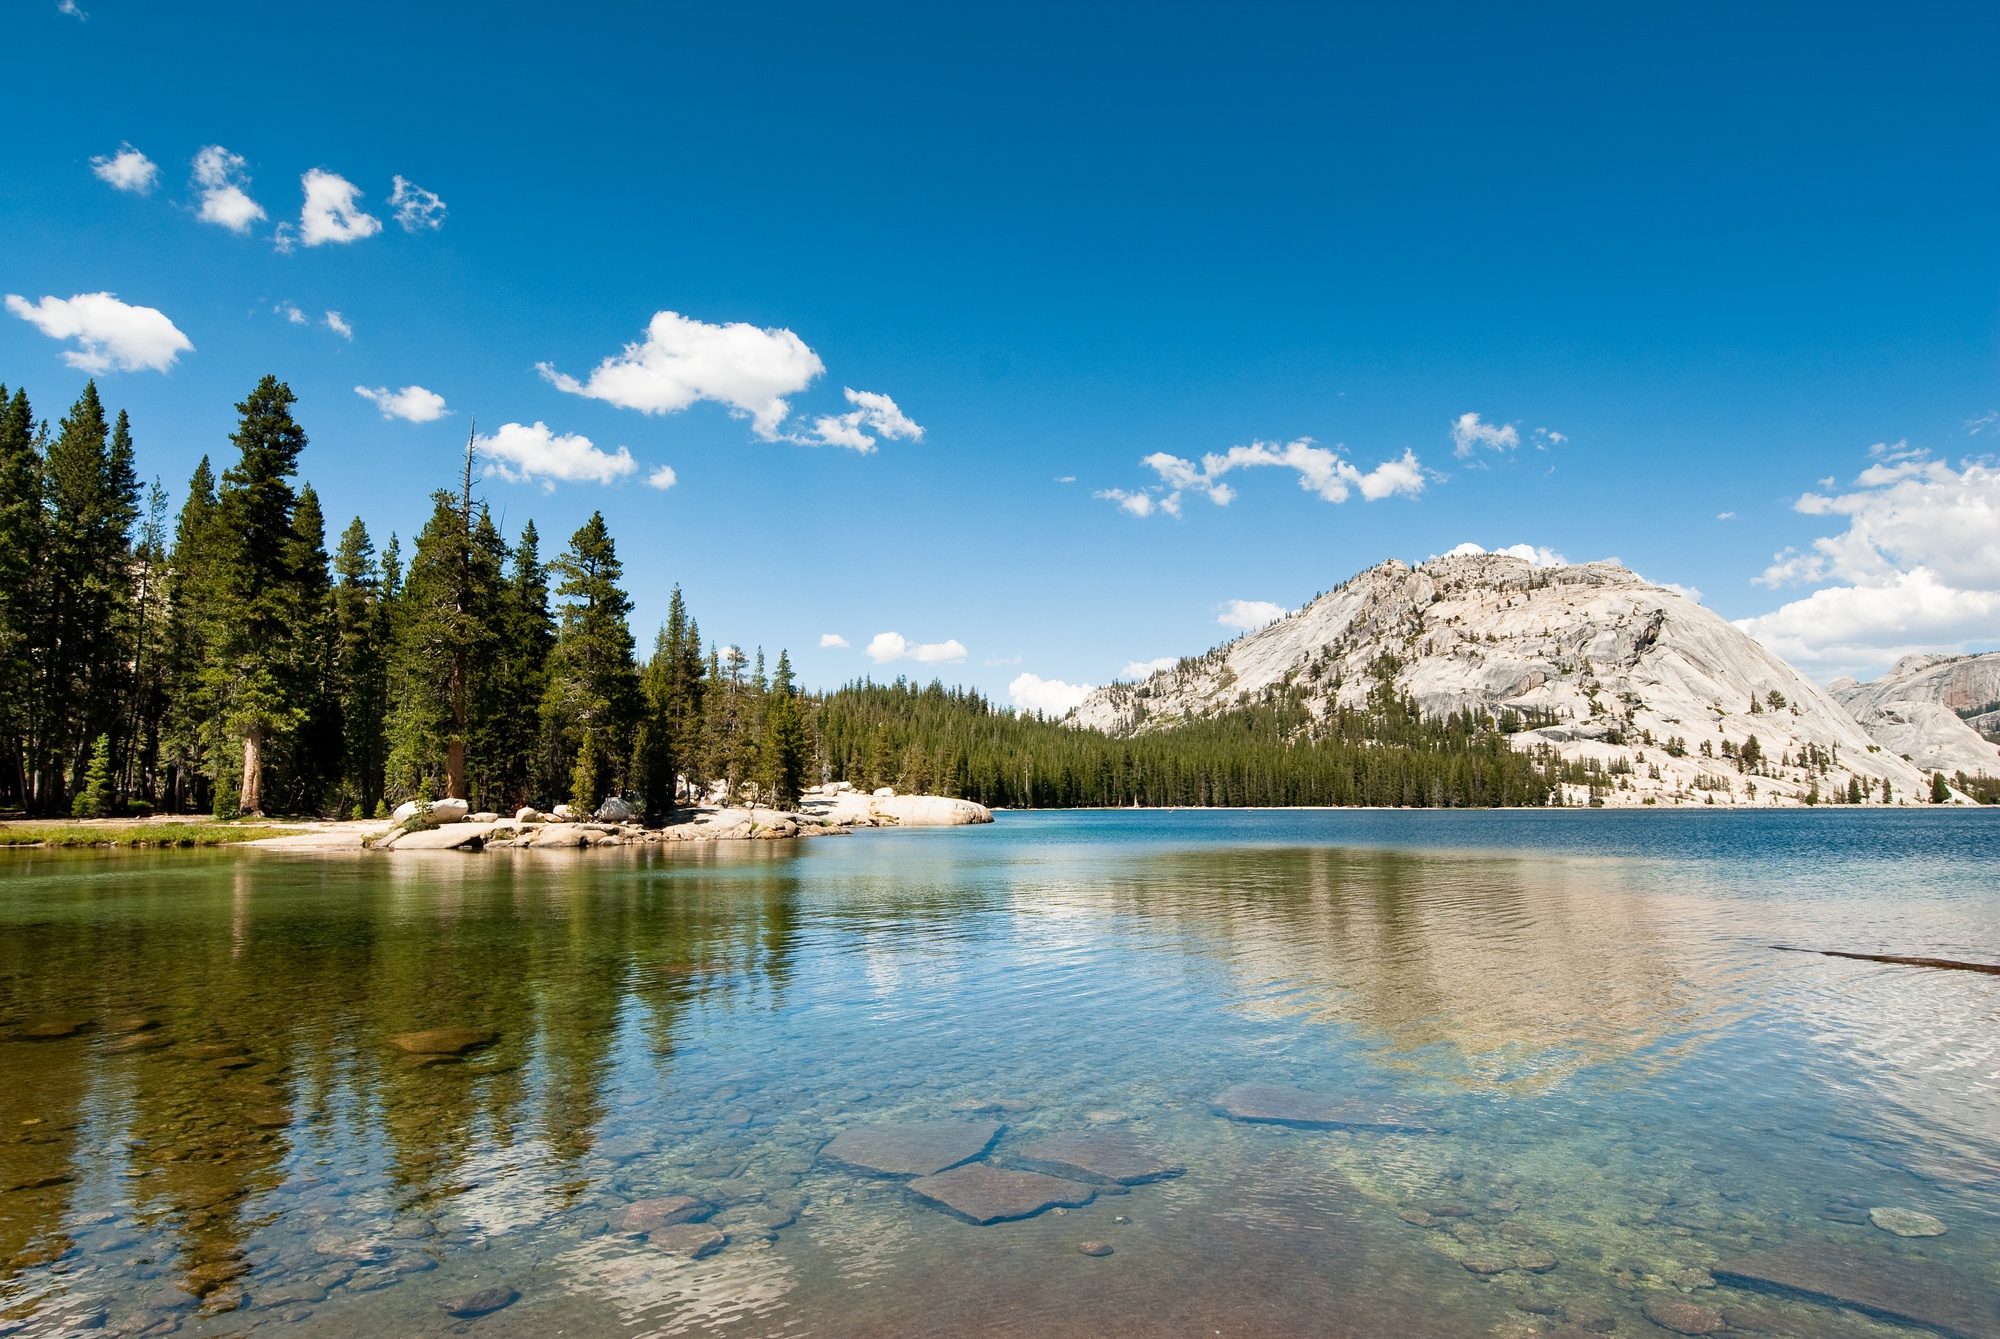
1828,654 -> 2000,777
1069,553 -> 1944,805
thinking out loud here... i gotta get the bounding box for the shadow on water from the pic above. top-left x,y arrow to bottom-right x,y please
0,812 -> 1994,1336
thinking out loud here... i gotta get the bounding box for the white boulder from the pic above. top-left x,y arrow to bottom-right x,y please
389,797 -> 469,825
595,796 -> 639,822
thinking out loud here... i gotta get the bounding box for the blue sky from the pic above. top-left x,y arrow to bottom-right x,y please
5,1 -> 1997,705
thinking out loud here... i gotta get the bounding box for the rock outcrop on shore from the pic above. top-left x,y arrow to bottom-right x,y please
1828,653 -> 2000,777
1067,553 -> 1953,806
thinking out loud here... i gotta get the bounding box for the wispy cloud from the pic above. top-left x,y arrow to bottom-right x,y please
476,421 -> 636,489
388,175 -> 446,231
1217,599 -> 1288,630
298,169 -> 381,246
191,146 -> 266,233
819,633 -> 850,648
6,292 -> 192,373
540,310 -> 825,439
865,631 -> 967,665
276,302 -> 308,324
57,0 -> 86,19
1122,657 -> 1176,679
355,384 -> 449,422
798,388 -> 924,452
1009,672 -> 1093,716
1451,412 -> 1520,457
91,144 -> 156,194
1103,438 -> 1425,517
324,311 -> 353,340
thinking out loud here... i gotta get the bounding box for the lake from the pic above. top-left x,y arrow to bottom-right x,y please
2,810 -> 1997,1338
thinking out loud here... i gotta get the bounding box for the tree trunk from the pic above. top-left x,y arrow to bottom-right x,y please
446,738 -> 466,801
240,729 -> 264,816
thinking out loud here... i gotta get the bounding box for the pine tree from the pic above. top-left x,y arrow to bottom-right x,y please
72,733 -> 113,818
0,386 -> 43,810
277,484 -> 339,813
1931,771 -> 1951,804
33,385 -> 139,812
570,731 -> 604,815
759,649 -> 809,809
332,518 -> 388,816
385,492 -> 500,803
203,377 -> 315,814
493,521 -> 555,807
540,512 -> 641,803
161,457 -> 219,812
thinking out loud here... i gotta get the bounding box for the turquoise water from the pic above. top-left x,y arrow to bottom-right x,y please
1,811 -> 1997,1337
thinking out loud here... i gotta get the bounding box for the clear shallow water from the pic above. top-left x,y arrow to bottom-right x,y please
1,810 -> 1997,1338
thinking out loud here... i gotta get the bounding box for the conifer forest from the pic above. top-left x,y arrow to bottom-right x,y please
0,375 -> 1565,818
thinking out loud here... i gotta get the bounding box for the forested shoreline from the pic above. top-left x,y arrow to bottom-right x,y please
0,373 -> 1568,820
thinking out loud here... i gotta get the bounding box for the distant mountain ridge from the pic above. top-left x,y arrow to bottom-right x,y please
1829,653 -> 2000,777
1068,553 -> 1953,806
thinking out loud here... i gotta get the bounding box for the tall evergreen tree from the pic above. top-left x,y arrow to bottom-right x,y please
206,376 -> 311,815
30,384 -> 139,811
161,457 -> 219,812
385,492 -> 500,803
0,386 -> 42,809
540,512 -> 642,804
122,481 -> 173,805
279,484 -> 339,812
759,649 -> 809,808
332,517 -> 389,817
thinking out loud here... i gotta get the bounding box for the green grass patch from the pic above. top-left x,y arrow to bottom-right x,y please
0,822 -> 304,848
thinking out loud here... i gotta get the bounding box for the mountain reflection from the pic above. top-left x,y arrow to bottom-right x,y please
1085,845 -> 1695,1086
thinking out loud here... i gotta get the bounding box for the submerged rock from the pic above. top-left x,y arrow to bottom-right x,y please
620,1196 -> 707,1233
647,1223 -> 724,1257
1868,1206 -> 1945,1237
1078,1241 -> 1114,1257
389,1027 -> 497,1055
440,1285 -> 517,1318
1642,1295 -> 1725,1334
906,1163 -> 1095,1224
1714,1242 -> 2000,1338
18,1018 -> 91,1040
1013,1130 -> 1184,1185
1562,1298 -> 1618,1333
819,1121 -> 1002,1177
1211,1083 -> 1440,1132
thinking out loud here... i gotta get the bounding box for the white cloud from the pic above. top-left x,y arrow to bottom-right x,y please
983,654 -> 1023,667
819,633 -> 850,648
1736,447 -> 2000,675
865,631 -> 967,665
1094,487 -> 1156,516
191,146 -> 266,233
1217,599 -> 1289,630
646,465 -> 677,490
388,175 -> 446,231
1439,541 -> 1567,567
475,421 -> 636,489
800,388 -> 924,452
1122,657 -> 1176,679
1717,511 -> 1736,521
1009,672 -> 1094,716
355,384 -> 449,422
57,0 -> 86,19
298,169 -> 382,246
276,301 -> 308,324
6,292 -> 192,373
324,310 -> 353,340
1055,475 -> 1076,483
1535,428 -> 1567,447
539,310 -> 825,439
1451,412 -> 1521,458
92,144 -> 156,194
1966,410 -> 1998,437
1105,438 -> 1425,517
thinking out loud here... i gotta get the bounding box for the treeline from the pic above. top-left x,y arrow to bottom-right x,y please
1,372 -> 1570,821
0,375 -> 810,818
813,678 -> 1557,808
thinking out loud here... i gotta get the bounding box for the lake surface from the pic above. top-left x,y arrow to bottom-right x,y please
2,810 -> 1998,1338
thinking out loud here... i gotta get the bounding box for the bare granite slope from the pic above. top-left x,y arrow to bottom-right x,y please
1828,653 -> 2000,777
1069,553 -> 1945,806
